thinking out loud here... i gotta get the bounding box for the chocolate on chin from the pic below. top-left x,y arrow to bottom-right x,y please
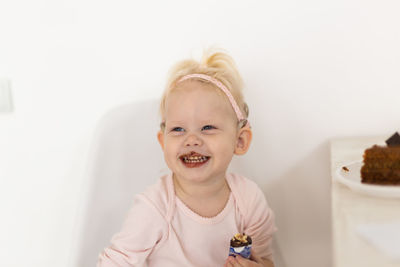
229,233 -> 252,259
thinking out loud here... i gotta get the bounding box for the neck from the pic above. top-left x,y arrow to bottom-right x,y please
173,173 -> 230,200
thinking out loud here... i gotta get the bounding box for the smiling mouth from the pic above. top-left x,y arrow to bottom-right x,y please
179,152 -> 210,168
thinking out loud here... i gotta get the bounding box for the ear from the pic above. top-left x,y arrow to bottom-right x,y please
234,126 -> 252,155
157,130 -> 165,150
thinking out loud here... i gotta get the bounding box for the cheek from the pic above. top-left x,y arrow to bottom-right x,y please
162,143 -> 179,170
211,136 -> 236,157
163,138 -> 180,158
216,146 -> 235,168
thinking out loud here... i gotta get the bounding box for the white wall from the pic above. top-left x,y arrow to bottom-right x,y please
0,0 -> 399,266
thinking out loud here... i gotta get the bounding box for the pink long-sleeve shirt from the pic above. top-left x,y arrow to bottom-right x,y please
97,173 -> 276,267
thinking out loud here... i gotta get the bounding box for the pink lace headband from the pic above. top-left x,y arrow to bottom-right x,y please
177,74 -> 249,128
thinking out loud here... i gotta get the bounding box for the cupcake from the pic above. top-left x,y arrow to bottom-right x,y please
229,233 -> 252,259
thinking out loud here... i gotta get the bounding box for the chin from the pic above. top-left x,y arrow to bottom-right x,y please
175,172 -> 210,183
176,169 -> 227,184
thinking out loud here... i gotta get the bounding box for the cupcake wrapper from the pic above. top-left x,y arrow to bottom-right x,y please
229,244 -> 252,259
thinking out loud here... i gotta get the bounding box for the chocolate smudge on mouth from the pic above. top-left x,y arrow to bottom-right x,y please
179,151 -> 211,164
179,151 -> 209,158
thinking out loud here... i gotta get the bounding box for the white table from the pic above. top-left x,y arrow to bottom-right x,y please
330,136 -> 400,267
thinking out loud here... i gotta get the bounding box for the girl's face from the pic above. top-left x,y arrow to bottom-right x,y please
157,80 -> 249,185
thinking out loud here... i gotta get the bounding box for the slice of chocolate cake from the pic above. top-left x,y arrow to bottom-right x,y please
360,132 -> 400,185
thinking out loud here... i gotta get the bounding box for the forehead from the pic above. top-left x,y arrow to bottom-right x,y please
164,80 -> 236,121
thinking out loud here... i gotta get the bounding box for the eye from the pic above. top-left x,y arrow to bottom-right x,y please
201,125 -> 216,131
171,127 -> 185,132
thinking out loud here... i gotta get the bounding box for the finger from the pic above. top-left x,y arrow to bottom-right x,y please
228,256 -> 243,267
227,257 -> 239,267
225,256 -> 234,267
249,250 -> 262,263
235,255 -> 250,266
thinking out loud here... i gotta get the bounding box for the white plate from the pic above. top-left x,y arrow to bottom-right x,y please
335,160 -> 400,198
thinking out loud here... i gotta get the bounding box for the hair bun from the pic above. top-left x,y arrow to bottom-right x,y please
160,47 -> 248,122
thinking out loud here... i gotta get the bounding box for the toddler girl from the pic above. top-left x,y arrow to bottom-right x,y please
97,49 -> 277,267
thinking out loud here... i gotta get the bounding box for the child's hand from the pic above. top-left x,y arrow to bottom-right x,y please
224,251 -> 274,267
224,255 -> 259,267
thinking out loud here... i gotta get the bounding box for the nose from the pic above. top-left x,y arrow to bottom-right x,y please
184,134 -> 203,147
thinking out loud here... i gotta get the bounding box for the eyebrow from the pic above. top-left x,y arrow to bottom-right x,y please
164,122 -> 185,129
165,120 -> 185,125
165,120 -> 219,126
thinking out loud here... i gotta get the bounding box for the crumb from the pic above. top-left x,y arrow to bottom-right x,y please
342,166 -> 349,172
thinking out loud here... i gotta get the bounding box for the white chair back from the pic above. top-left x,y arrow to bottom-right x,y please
74,99 -> 287,266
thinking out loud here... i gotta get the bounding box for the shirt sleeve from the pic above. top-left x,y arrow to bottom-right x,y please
97,194 -> 168,267
243,182 -> 277,261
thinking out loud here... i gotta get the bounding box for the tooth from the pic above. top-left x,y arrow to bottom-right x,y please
181,155 -> 209,164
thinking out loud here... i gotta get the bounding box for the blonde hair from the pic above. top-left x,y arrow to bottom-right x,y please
159,48 -> 249,127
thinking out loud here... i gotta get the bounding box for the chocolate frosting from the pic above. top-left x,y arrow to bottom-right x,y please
230,233 -> 252,247
386,132 -> 400,147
